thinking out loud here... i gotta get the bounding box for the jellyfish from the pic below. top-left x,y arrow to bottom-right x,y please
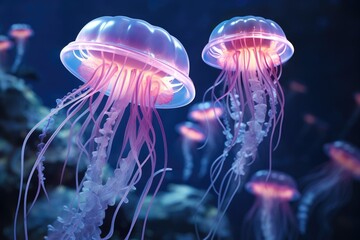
176,121 -> 206,181
288,80 -> 306,95
14,16 -> 195,240
199,16 -> 294,237
8,23 -> 33,73
188,101 -> 223,178
297,141 -> 360,237
0,35 -> 12,72
244,170 -> 300,240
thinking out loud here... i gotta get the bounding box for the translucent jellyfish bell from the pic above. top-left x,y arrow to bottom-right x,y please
176,121 -> 206,181
15,16 -> 195,240
61,16 -> 195,108
298,141 -> 360,237
188,101 -> 224,122
325,141 -> 360,178
244,170 -> 300,240
202,16 -> 294,70
176,121 -> 207,142
9,24 -> 34,40
246,170 -> 300,201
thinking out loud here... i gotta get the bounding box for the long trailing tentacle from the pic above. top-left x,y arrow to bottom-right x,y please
297,164 -> 348,235
14,83 -> 93,240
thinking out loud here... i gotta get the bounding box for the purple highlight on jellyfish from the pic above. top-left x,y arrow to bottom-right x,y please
14,16 -> 195,240
297,141 -> 360,237
8,24 -> 33,73
176,121 -> 206,181
188,101 -> 223,178
198,16 -> 294,238
244,170 -> 300,240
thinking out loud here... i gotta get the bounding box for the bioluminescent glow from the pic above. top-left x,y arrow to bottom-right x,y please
198,16 -> 294,238
14,16 -> 195,240
244,170 -> 300,240
298,141 -> 360,237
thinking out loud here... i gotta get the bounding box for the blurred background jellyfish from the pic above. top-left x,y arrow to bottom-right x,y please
199,16 -> 294,237
297,141 -> 360,237
188,101 -> 223,178
14,16 -> 195,240
244,170 -> 300,240
0,35 -> 12,72
8,24 -> 33,73
176,121 -> 206,181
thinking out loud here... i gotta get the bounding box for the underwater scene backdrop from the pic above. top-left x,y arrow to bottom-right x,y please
0,0 -> 359,239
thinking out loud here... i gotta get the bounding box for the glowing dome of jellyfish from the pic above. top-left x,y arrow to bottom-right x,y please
298,141 -> 360,237
15,16 -> 195,240
176,121 -> 206,142
246,170 -> 300,201
61,15 -> 194,108
9,24 -> 34,40
198,16 -> 293,238
176,121 -> 206,181
325,141 -> 360,178
244,170 -> 299,240
188,101 -> 224,122
202,16 -> 294,70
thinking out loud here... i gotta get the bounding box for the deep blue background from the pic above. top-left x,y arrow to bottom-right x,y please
1,0 -> 359,239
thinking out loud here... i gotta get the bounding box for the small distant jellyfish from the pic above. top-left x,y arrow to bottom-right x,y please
188,101 -> 223,178
297,141 -> 360,237
244,170 -> 300,240
14,16 -> 195,240
0,35 -> 12,71
199,16 -> 294,237
8,23 -> 33,73
176,121 -> 206,181
288,80 -> 307,95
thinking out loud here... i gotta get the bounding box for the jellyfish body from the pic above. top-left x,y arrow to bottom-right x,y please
297,141 -> 360,236
8,24 -> 33,73
176,121 -> 206,181
199,16 -> 294,238
244,170 -> 300,240
14,16 -> 195,240
0,35 -> 12,71
188,101 -> 223,178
